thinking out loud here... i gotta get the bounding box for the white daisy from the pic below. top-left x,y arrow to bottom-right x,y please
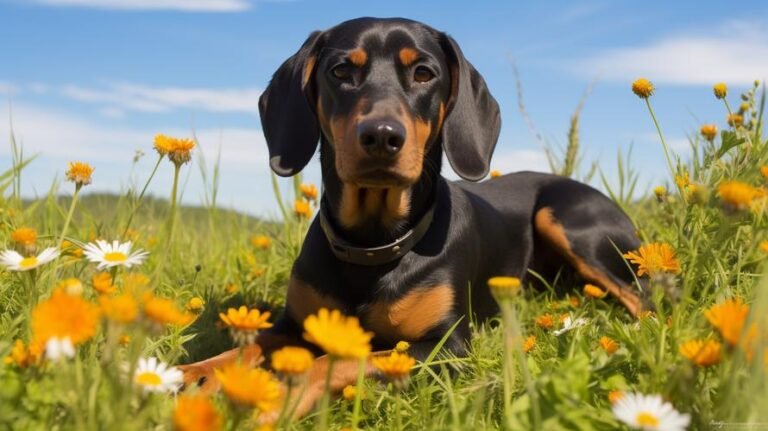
83,240 -> 149,270
553,316 -> 589,336
613,392 -> 690,431
45,337 -> 76,361
0,247 -> 60,271
134,357 -> 183,394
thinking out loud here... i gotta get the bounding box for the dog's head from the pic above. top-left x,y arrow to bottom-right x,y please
259,17 -> 501,187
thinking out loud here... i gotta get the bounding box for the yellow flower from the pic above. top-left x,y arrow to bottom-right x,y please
490,170 -> 502,179
761,166 -> 768,179
653,186 -> 666,199
372,351 -> 416,385
679,339 -> 721,367
760,241 -> 768,254
250,235 -> 271,249
294,200 -> 312,219
599,336 -> 619,355
173,394 -> 221,431
225,283 -> 239,294
32,289 -> 100,346
92,272 -> 116,295
118,335 -> 131,346
727,113 -> 743,127
11,227 -> 37,246
99,293 -> 139,324
631,78 -> 654,98
4,339 -> 42,368
584,284 -> 607,299
61,240 -> 83,258
303,308 -> 373,359
124,272 -> 150,291
395,341 -> 410,353
704,298 -> 749,346
154,133 -> 175,156
214,363 -> 281,411
271,346 -> 314,377
57,278 -> 83,296
713,82 -> 728,99
143,295 -> 195,327
523,335 -> 536,353
300,183 -> 319,201
65,161 -> 94,187
675,174 -> 690,189
717,180 -> 759,210
535,314 -> 554,329
187,297 -> 205,312
488,276 -> 521,301
739,102 -> 750,112
168,138 -> 196,166
623,242 -> 681,277
608,390 -> 625,405
342,385 -> 358,401
220,306 -> 272,346
700,124 -> 718,141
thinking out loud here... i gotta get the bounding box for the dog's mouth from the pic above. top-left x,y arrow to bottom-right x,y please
352,167 -> 414,188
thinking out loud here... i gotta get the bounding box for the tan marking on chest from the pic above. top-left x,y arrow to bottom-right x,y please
286,278 -> 343,324
366,285 -> 455,341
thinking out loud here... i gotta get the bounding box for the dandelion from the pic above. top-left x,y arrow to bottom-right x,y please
174,394 -> 221,431
612,392 -> 690,431
168,138 -> 196,166
395,341 -> 410,353
32,288 -> 100,346
599,336 -> 619,355
57,278 -> 83,296
250,235 -> 271,249
187,297 -> 205,312
214,363 -> 281,411
488,276 -> 521,301
154,134 -> 175,156
271,346 -> 314,377
372,351 -> 416,387
700,124 -> 718,141
294,200 -> 312,219
11,227 -> 37,247
717,181 -> 759,210
143,295 -> 195,327
553,316 -> 588,336
490,170 -> 502,179
100,293 -> 139,324
44,337 -> 76,362
713,82 -> 728,99
0,247 -> 60,271
535,314 -> 554,329
623,242 -> 681,277
65,161 -> 94,187
83,240 -> 149,270
679,339 -> 721,367
300,183 -> 319,200
303,308 -> 373,359
584,284 -> 607,299
134,357 -> 184,394
523,335 -> 536,353
727,113 -> 744,127
704,298 -> 750,346
219,306 -> 273,346
92,272 -> 116,295
632,78 -> 654,99
342,385 -> 358,401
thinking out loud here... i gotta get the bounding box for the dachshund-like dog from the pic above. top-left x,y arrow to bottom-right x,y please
180,17 -> 644,415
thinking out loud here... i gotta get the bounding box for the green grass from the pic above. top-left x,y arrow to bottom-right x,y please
1,80 -> 767,430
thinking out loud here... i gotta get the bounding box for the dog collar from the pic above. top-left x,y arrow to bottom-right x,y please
318,198 -> 436,266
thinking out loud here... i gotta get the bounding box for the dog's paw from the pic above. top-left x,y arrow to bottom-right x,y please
177,345 -> 264,394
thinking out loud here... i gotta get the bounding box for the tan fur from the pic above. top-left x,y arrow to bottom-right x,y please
349,48 -> 368,66
286,278 -> 343,324
398,47 -> 419,66
366,284 -> 455,341
303,55 -> 316,88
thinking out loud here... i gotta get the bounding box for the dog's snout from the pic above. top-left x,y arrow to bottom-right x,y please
357,120 -> 406,158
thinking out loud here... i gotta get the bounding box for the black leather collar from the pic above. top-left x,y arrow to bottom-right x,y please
318,197 -> 436,266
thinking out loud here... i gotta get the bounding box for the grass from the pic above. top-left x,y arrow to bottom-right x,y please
1,79 -> 767,430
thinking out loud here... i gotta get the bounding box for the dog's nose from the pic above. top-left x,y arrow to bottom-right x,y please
357,120 -> 406,158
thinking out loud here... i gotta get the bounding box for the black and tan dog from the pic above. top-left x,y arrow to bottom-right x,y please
180,17 -> 643,414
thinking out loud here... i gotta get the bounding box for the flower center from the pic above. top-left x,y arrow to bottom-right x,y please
20,256 -> 38,268
104,252 -> 128,262
636,412 -> 660,427
136,371 -> 162,386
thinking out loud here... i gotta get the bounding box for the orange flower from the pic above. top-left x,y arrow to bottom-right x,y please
713,82 -> 728,99
761,166 -> 768,179
92,272 -> 116,295
608,390 -> 625,404
11,227 -> 37,246
32,289 -> 100,346
214,363 -> 281,411
632,78 -> 654,98
583,284 -> 607,299
300,183 -> 319,201
599,336 -> 619,355
65,161 -> 94,187
490,170 -> 502,179
727,113 -> 744,127
143,296 -> 195,327
535,314 -> 554,329
523,335 -> 536,353
704,298 -> 749,346
679,339 -> 721,367
100,293 -> 139,324
173,394 -> 221,431
250,235 -> 271,249
718,181 -> 759,210
294,200 -> 312,219
623,242 -> 681,277
700,124 -> 718,141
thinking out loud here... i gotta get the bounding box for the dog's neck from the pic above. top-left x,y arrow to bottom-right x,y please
319,138 -> 442,247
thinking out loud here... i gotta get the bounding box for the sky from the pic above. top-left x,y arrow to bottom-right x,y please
1,0 -> 767,218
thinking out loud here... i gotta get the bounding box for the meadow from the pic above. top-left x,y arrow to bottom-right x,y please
1,79 -> 766,430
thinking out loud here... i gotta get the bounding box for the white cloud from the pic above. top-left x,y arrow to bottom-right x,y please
32,0 -> 253,12
580,21 -> 768,85
442,148 -> 550,181
61,83 -> 262,115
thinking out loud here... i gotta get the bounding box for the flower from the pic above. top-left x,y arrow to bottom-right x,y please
143,296 -> 195,327
250,235 -> 271,249
653,186 -> 666,200
154,134 -> 175,156
214,363 -> 281,411
488,276 -> 521,301
395,341 -> 410,353
372,351 -> 416,387
100,293 -> 139,324
535,314 -> 554,329
300,183 -> 319,200
45,337 -> 76,361
271,346 -> 314,377
717,181 -> 760,210
584,284 -> 607,299
490,170 -> 502,179
700,124 -> 718,141
679,339 -> 721,367
623,243 -> 681,277
612,393 -> 690,431
32,289 -> 100,346
11,227 -> 36,246
704,298 -> 750,346
119,335 -> 131,346
342,385 -> 358,401
674,174 -> 690,189
761,166 -> 768,179
608,390 -> 625,405
187,297 -> 205,312
303,308 -> 373,359
124,272 -> 150,291
713,82 -> 728,99
523,335 -> 536,353
61,240 -> 83,258
65,161 -> 94,187
219,306 -> 273,345
294,200 -> 312,219
727,113 -> 744,127
553,316 -> 588,336
57,278 -> 83,296
760,241 -> 768,254
134,357 -> 183,393
4,340 -> 42,368
632,78 -> 654,98
92,272 -> 116,295
174,395 -> 221,431
83,240 -> 149,270
0,247 -> 60,271
599,336 -> 619,355
168,138 -> 196,166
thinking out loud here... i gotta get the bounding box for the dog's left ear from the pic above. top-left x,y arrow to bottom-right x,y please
259,31 -> 324,177
439,34 -> 501,181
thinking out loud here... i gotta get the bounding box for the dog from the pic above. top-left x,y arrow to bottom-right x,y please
179,17 -> 644,415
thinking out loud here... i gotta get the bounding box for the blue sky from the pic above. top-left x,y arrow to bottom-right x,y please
1,0 -> 767,217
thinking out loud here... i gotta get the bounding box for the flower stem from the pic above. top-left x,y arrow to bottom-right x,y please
351,358 -> 366,429
122,155 -> 163,238
57,184 -> 82,249
276,380 -> 294,428
167,163 -> 181,244
644,99 -> 679,195
318,357 -> 336,431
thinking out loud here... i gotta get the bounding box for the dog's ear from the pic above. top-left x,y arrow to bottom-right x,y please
439,34 -> 501,181
259,31 -> 324,177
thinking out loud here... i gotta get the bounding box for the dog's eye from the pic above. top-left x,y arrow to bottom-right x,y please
413,66 -> 435,83
331,64 -> 353,80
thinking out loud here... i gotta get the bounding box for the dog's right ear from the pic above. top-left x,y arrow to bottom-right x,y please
259,31 -> 324,177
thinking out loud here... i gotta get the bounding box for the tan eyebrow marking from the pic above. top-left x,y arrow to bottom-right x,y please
399,48 -> 419,66
348,48 -> 368,66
